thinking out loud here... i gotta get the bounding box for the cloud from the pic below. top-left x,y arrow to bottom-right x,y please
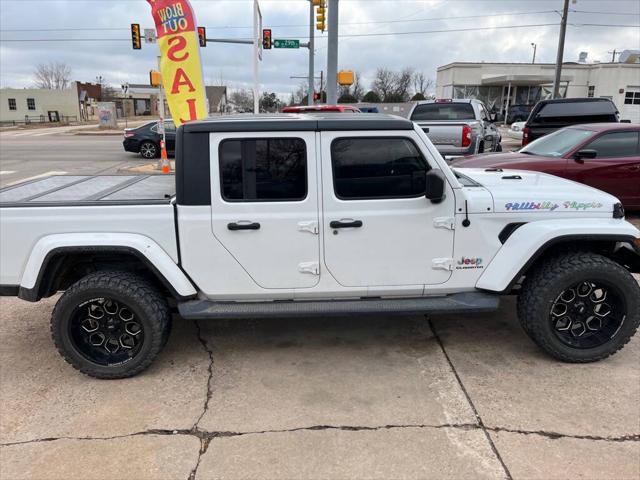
1,0 -> 638,94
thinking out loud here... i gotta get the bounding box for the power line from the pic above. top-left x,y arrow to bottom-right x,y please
0,10 -> 561,32
3,22 -> 638,42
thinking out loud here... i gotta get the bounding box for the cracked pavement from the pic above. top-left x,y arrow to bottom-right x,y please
0,296 -> 638,480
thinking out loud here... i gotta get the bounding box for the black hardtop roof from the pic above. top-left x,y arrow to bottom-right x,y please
536,97 -> 615,105
180,113 -> 414,133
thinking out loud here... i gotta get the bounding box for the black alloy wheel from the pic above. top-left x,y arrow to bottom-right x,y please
70,297 -> 145,366
550,280 -> 625,349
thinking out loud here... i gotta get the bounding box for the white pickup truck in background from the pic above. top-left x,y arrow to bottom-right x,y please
1,113 -> 638,379
409,99 -> 502,158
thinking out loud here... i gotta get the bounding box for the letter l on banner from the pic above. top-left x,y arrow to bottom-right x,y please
146,0 -> 208,125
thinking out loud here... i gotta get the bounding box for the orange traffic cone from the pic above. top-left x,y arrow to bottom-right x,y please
160,140 -> 170,174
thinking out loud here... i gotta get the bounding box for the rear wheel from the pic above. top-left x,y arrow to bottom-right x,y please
140,141 -> 158,159
51,271 -> 171,378
517,252 -> 640,362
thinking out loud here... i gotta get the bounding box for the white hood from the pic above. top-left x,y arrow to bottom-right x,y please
456,168 -> 620,214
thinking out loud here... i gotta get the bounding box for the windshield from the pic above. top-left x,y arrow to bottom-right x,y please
520,128 -> 593,157
411,103 -> 475,121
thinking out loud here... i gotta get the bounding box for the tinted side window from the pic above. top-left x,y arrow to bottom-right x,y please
331,137 -> 429,199
219,138 -> 307,202
411,103 -> 475,121
532,100 -> 618,125
584,132 -> 639,158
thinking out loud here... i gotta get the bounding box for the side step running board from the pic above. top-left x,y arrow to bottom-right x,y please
178,292 -> 499,319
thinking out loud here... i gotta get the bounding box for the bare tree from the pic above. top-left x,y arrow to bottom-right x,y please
371,68 -> 395,101
413,71 -> 434,97
351,72 -> 365,101
372,67 -> 415,102
229,88 -> 253,112
34,61 -> 72,90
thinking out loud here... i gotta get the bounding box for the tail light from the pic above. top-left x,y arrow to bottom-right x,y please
522,126 -> 530,146
461,124 -> 472,148
123,131 -> 134,138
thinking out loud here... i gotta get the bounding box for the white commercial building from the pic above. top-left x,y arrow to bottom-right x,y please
0,86 -> 81,124
436,60 -> 640,123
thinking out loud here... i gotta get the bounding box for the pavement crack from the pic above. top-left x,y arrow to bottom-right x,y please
428,317 -> 513,480
486,426 -> 640,443
192,319 -> 214,430
2,424 -> 637,449
188,436 -> 211,480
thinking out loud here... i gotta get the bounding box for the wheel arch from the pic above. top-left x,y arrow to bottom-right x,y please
477,221 -> 640,294
19,235 -> 197,302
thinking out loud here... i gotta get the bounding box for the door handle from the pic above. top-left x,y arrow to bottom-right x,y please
227,222 -> 260,231
330,219 -> 363,229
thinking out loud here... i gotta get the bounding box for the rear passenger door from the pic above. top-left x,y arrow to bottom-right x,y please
320,131 -> 455,289
209,132 -> 320,289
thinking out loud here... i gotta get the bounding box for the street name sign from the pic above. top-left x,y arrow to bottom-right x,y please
274,39 -> 300,49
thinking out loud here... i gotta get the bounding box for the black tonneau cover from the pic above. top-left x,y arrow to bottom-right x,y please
0,175 -> 175,207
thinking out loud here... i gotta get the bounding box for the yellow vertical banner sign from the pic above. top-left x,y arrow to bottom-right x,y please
146,0 -> 208,124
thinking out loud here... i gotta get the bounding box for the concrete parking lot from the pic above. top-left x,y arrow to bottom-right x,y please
1,294 -> 638,480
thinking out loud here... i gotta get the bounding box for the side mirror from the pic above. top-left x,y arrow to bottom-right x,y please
574,149 -> 597,162
425,170 -> 446,203
489,113 -> 497,122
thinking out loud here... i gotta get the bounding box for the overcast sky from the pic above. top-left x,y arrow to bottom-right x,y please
1,0 -> 639,96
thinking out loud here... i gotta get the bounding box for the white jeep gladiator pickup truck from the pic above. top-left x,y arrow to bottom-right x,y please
1,114 -> 639,379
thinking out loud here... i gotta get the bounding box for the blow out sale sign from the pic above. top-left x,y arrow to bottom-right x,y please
147,0 -> 207,125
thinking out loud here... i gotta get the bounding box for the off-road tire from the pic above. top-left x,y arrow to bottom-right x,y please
517,252 -> 640,362
51,271 -> 171,379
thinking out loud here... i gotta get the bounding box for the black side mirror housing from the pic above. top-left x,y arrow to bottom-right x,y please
574,149 -> 597,161
425,169 -> 446,203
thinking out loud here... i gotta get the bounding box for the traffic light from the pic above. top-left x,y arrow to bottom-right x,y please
197,27 -> 206,47
149,70 -> 162,87
316,0 -> 326,32
131,23 -> 141,50
262,28 -> 272,49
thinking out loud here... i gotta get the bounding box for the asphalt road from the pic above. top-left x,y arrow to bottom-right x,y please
0,128 -> 149,188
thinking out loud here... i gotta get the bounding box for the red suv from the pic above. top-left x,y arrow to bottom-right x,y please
281,105 -> 362,113
451,123 -> 640,210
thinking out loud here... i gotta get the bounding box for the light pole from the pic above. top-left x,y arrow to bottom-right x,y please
552,0 -> 570,99
308,0 -> 315,105
326,0 -> 339,104
531,43 -> 537,64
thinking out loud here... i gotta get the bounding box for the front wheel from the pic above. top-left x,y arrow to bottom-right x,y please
51,271 -> 171,378
517,252 -> 640,362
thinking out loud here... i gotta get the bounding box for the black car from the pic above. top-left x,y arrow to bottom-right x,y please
123,120 -> 176,159
506,104 -> 534,123
522,97 -> 619,146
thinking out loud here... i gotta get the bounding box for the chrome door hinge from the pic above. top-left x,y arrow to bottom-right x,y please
434,217 -> 455,230
432,258 -> 454,271
297,221 -> 319,235
298,262 -> 320,275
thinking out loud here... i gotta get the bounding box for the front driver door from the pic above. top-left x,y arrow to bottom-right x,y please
320,131 -> 455,289
565,131 -> 640,206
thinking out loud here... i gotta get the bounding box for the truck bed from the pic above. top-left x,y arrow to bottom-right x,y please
0,175 -> 175,207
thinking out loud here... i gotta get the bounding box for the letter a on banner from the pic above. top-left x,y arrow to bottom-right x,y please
146,0 -> 207,125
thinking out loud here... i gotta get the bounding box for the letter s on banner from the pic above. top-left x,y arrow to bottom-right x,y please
147,0 -> 208,125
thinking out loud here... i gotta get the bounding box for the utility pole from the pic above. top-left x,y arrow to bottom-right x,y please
552,0 -> 569,99
531,43 -> 537,64
326,0 -> 339,104
308,0 -> 315,105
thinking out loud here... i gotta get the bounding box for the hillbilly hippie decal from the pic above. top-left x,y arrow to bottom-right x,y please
505,201 -> 604,212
